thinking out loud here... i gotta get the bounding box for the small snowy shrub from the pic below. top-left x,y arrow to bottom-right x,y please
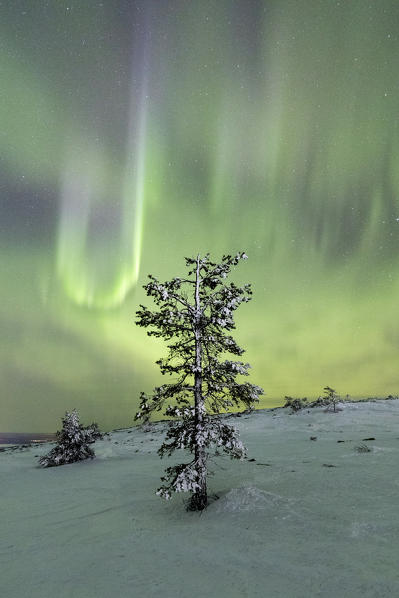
283,396 -> 308,412
355,443 -> 372,453
38,409 -> 101,467
309,396 -> 330,408
84,422 -> 103,441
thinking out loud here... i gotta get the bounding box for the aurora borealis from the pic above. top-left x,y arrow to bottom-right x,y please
2,1 -> 399,433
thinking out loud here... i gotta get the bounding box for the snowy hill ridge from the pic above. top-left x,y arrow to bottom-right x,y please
2,400 -> 399,597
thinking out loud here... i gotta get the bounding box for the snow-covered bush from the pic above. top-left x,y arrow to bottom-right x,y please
283,396 -> 309,412
84,421 -> 103,441
282,387 -> 346,413
38,409 -> 101,467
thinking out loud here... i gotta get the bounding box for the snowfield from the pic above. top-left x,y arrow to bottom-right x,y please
2,400 -> 399,597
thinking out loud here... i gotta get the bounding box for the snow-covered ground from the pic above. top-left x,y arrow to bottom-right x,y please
2,400 -> 399,598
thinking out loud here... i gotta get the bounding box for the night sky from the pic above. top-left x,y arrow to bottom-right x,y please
2,0 -> 399,433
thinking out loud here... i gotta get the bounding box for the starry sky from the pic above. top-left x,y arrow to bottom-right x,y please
1,0 -> 399,433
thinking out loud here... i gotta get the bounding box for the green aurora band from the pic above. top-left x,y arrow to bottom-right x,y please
1,0 -> 399,432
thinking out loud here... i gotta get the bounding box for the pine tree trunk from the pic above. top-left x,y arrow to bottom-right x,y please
191,254 -> 208,511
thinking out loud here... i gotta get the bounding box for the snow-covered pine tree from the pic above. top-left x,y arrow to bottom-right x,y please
323,386 -> 342,412
38,409 -> 101,467
135,252 -> 264,510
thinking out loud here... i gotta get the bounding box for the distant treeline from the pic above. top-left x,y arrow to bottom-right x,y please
0,433 -> 57,445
